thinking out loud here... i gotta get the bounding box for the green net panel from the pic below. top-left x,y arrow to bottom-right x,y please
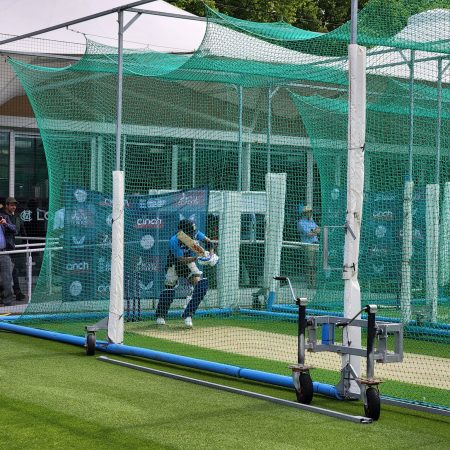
9,0 -> 450,409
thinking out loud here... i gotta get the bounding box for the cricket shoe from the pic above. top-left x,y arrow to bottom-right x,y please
156,317 -> 166,325
184,317 -> 193,328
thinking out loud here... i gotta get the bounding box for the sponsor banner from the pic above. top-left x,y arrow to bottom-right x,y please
63,185 -> 111,302
63,186 -> 208,301
125,188 -> 208,298
361,190 -> 402,279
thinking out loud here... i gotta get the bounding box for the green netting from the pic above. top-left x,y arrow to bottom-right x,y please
7,0 -> 450,410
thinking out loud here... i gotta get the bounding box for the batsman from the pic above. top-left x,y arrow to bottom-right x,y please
155,219 -> 219,328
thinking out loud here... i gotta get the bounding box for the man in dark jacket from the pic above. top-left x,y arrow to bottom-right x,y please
3,197 -> 26,301
0,201 -> 17,306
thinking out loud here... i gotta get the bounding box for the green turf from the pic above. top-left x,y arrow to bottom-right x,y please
11,317 -> 450,408
1,330 -> 449,449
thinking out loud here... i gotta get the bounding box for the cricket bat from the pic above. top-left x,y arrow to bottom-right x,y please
177,230 -> 207,256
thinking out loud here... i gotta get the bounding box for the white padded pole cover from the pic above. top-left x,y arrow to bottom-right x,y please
400,180 -> 414,323
342,44 -> 366,394
108,170 -> 125,344
439,182 -> 450,287
264,173 -> 287,294
426,184 -> 439,323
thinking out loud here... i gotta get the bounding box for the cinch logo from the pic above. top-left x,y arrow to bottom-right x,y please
97,284 -> 110,293
66,262 -> 89,272
372,210 -> 393,221
135,217 -> 163,229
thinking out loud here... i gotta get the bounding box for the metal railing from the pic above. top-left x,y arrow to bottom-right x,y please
5,237 -> 62,300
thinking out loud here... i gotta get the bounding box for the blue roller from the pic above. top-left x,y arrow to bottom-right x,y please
105,343 -> 241,378
0,321 -> 341,400
0,321 -> 86,346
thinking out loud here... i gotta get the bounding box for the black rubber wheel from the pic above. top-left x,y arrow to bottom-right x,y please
295,372 -> 314,405
86,333 -> 96,356
364,387 -> 381,421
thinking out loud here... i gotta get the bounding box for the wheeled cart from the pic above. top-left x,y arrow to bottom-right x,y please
274,276 -> 403,420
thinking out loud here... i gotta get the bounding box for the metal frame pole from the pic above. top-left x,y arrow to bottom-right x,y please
0,0 -> 156,46
267,86 -> 272,174
436,58 -> 443,185
350,0 -> 358,44
115,10 -> 124,171
408,50 -> 415,180
8,131 -> 15,197
238,85 -> 243,191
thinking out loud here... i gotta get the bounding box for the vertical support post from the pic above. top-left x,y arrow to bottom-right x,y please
90,136 -> 97,191
192,140 -> 196,188
408,50 -> 415,181
335,155 -> 342,187
108,10 -> 125,344
47,248 -> 53,294
267,86 -> 272,175
341,41 -> 366,397
306,148 -> 314,208
217,192 -> 241,308
350,0 -> 358,44
171,144 -> 178,190
366,305 -> 377,380
237,86 -> 243,191
242,142 -> 251,191
297,298 -> 308,366
8,130 -> 15,197
115,10 -> 124,173
264,173 -> 287,309
108,171 -> 125,343
26,249 -> 32,300
439,182 -> 450,287
425,184 -> 439,323
97,136 -> 104,192
400,180 -> 413,323
400,50 -> 416,325
436,59 -> 442,185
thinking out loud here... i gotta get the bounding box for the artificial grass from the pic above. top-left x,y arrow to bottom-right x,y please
9,317 -> 450,408
1,330 -> 449,449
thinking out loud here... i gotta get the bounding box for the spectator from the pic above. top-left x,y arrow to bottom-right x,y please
297,205 -> 320,289
0,204 -> 17,306
2,197 -> 26,301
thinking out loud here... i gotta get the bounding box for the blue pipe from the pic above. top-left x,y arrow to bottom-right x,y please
266,291 -> 276,312
0,321 -> 341,399
0,321 -> 86,346
0,308 -> 233,324
105,343 -> 241,377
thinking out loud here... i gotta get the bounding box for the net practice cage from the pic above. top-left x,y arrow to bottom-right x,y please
8,0 -> 450,410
